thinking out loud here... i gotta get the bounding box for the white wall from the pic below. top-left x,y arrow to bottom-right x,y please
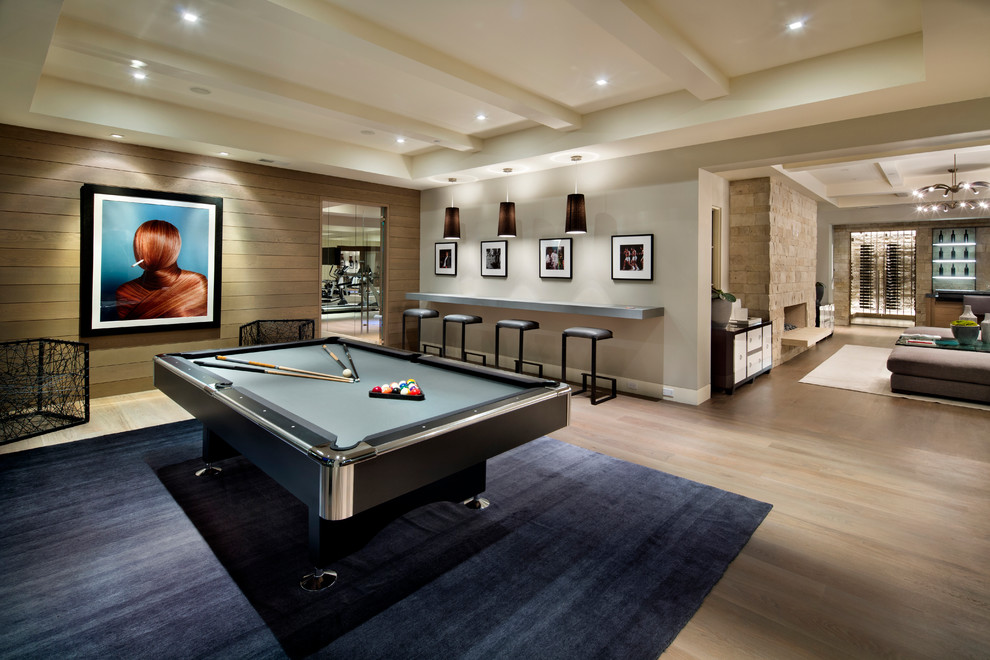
418,152 -> 710,403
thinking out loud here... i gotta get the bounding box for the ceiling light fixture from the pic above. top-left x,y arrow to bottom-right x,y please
497,168 -> 517,238
182,11 -> 199,23
443,178 -> 461,240
913,155 -> 990,212
396,137 -> 406,144
132,71 -> 146,80
595,78 -> 608,86
788,20 -> 804,30
565,155 -> 587,235
130,60 -> 146,68
476,113 -> 487,121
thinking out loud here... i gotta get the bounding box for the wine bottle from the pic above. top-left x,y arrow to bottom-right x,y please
939,264 -> 944,275
964,264 -> 970,276
951,230 -> 956,242
964,229 -> 969,242
951,247 -> 956,259
939,247 -> 943,259
939,230 -> 944,242
951,264 -> 956,276
964,247 -> 969,259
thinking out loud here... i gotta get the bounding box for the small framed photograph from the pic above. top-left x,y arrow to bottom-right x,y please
481,240 -> 507,277
539,237 -> 572,279
435,242 -> 457,276
611,234 -> 654,281
79,183 -> 223,336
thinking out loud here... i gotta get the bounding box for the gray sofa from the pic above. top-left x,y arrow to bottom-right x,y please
886,293 -> 990,403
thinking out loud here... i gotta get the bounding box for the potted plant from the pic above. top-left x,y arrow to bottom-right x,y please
950,319 -> 980,345
711,286 -> 736,329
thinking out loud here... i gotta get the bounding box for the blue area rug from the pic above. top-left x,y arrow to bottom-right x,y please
0,421 -> 771,659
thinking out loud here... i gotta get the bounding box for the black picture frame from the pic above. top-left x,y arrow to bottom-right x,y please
481,240 -> 508,277
79,184 -> 223,336
435,241 -> 457,275
611,234 -> 654,281
539,237 -> 572,279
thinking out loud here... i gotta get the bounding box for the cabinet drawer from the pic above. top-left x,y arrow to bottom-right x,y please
747,329 -> 762,351
762,326 -> 772,368
747,352 -> 763,377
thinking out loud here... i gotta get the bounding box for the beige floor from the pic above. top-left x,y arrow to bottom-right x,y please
3,325 -> 988,658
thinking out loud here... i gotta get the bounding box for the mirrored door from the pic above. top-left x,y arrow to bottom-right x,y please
320,202 -> 385,342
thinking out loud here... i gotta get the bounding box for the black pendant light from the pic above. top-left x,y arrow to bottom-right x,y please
564,155 -> 587,234
497,168 -> 517,237
442,178 -> 461,239
564,193 -> 586,234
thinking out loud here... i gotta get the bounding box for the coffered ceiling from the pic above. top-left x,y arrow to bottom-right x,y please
2,0 -> 989,209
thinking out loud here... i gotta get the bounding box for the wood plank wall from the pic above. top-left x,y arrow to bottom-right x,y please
0,124 -> 420,398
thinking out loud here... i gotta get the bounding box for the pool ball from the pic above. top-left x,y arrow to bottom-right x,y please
382,385 -> 392,394
400,387 -> 410,395
342,369 -> 352,378
371,385 -> 382,393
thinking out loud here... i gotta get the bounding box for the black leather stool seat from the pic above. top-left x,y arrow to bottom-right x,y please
562,327 -> 613,341
495,319 -> 542,376
561,326 -> 616,405
401,308 -> 439,352
442,314 -> 486,364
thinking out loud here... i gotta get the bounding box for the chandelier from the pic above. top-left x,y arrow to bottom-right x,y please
913,155 -> 989,212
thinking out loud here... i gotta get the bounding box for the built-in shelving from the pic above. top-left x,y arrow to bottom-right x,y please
932,228 -> 977,291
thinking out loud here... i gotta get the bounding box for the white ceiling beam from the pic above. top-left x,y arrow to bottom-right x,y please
567,0 -> 728,101
266,0 -> 582,130
52,17 -> 481,153
877,161 -> 903,187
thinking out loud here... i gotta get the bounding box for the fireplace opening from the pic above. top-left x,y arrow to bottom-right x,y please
784,303 -> 807,331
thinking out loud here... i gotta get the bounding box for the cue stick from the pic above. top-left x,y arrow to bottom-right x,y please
321,345 -> 350,374
215,355 -> 352,382
340,344 -> 360,381
196,361 -> 352,382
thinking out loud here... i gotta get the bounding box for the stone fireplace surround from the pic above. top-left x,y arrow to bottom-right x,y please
728,176 -> 819,365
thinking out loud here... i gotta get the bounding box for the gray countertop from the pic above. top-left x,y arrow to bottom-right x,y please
405,292 -> 664,320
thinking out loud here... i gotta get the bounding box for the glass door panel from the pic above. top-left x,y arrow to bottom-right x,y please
850,230 -> 916,322
321,202 -> 385,342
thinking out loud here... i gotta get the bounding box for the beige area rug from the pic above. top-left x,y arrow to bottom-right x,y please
799,344 -> 990,411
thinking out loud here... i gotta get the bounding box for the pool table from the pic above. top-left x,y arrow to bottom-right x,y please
154,337 -> 570,590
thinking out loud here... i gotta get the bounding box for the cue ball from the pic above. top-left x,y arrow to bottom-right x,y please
342,369 -> 352,378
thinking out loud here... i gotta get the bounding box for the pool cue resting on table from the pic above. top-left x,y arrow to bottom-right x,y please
340,344 -> 360,381
322,345 -> 357,380
197,361 -> 353,382
214,355 -> 354,382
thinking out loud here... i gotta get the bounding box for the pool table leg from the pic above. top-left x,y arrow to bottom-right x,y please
196,427 -> 237,476
301,462 -> 488,591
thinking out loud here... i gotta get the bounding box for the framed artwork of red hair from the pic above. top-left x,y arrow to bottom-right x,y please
79,184 -> 223,336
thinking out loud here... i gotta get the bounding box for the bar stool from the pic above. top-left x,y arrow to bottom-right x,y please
494,319 -> 543,376
442,314 -> 486,365
401,308 -> 439,352
561,326 -> 617,405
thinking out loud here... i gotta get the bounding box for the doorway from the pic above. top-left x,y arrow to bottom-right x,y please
321,202 -> 385,342
849,230 -> 916,326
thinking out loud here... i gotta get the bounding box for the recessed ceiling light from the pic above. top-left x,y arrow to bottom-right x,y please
595,78 -> 608,86
219,152 -> 229,156
788,20 -> 805,30
395,137 -> 406,144
132,71 -> 146,80
110,134 -> 124,139
130,60 -> 146,68
182,11 -> 199,23
476,113 -> 487,121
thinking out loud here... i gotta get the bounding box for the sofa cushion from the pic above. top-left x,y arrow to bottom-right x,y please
887,344 -> 990,386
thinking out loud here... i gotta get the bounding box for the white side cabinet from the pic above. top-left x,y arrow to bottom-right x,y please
712,321 -> 772,393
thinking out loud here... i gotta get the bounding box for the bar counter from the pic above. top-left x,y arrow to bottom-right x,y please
405,293 -> 663,320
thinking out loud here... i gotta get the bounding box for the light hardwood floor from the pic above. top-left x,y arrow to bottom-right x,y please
4,325 -> 988,658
